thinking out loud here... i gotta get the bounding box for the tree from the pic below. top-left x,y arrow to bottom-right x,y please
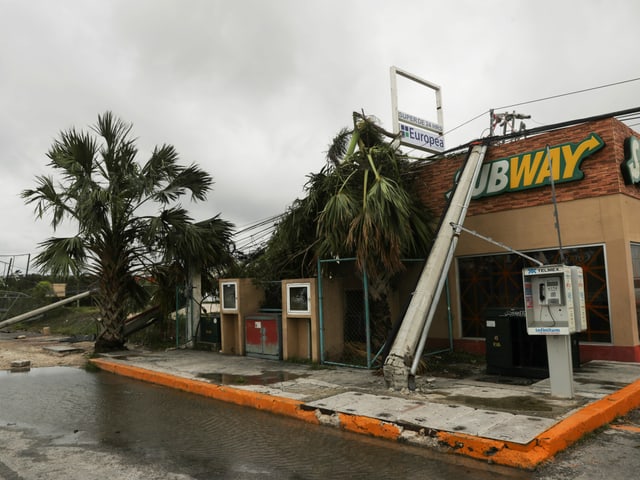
22,112 -> 234,352
316,113 -> 435,349
244,112 -> 435,357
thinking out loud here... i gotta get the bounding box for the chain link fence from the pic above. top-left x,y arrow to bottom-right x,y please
319,258 -> 425,369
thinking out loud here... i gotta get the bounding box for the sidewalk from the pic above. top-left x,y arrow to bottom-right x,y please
90,349 -> 640,470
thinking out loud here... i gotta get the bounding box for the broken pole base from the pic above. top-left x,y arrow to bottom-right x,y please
383,354 -> 410,391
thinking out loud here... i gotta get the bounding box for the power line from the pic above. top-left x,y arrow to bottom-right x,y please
231,214 -> 283,254
443,109 -> 490,137
443,76 -> 640,140
494,76 -> 640,111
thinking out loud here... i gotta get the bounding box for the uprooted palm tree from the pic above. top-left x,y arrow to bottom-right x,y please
22,112 -> 234,352
247,112 -> 434,356
315,113 -> 435,349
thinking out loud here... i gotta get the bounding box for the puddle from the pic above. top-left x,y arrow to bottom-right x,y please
475,375 -> 538,386
198,370 -> 307,386
574,377 -> 626,388
444,394 -> 553,412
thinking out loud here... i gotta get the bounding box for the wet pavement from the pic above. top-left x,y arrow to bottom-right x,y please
5,366 -> 526,479
90,349 -> 640,470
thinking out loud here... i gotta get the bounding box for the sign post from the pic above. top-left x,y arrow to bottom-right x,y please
390,66 -> 444,154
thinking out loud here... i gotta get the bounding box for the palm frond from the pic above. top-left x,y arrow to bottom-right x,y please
21,175 -> 72,229
326,127 -> 353,166
33,236 -> 87,277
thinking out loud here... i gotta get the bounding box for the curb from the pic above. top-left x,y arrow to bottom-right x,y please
89,358 -> 640,470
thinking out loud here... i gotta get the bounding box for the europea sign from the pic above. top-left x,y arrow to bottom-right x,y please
448,133 -> 605,199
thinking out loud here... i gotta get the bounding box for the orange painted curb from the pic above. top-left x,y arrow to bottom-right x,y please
90,358 -> 319,425
337,412 -> 402,440
610,424 -> 640,433
90,358 -> 640,470
436,379 -> 640,469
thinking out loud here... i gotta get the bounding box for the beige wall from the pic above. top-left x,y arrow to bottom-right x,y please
281,278 -> 321,362
219,278 -> 264,355
435,194 -> 640,348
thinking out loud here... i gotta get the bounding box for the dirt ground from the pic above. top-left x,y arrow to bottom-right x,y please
0,330 -> 94,370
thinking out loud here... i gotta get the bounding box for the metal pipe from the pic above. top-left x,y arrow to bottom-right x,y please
363,268 -> 372,368
410,229 -> 460,374
547,145 -> 566,263
317,257 -> 325,364
0,290 -> 92,329
450,223 -> 543,266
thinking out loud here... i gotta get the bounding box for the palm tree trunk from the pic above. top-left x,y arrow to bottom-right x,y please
94,260 -> 129,352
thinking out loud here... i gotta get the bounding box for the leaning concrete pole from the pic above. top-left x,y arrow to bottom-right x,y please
0,290 -> 93,329
383,144 -> 488,390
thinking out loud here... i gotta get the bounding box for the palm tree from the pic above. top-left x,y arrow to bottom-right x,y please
314,113 -> 435,354
22,112 -> 234,352
244,112 -> 434,360
317,113 -> 434,290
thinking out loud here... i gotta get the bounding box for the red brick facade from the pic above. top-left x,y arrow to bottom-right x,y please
415,116 -> 640,363
417,117 -> 640,218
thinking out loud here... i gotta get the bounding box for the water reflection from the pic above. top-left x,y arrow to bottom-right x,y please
197,370 -> 306,385
0,367 -> 531,479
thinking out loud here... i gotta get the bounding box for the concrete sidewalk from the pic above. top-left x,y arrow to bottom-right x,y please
90,350 -> 640,470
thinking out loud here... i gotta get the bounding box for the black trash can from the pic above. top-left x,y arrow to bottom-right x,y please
485,307 -> 580,379
485,307 -> 548,379
199,313 -> 221,346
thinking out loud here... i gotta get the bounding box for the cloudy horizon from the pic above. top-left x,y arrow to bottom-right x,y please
2,0 -> 639,275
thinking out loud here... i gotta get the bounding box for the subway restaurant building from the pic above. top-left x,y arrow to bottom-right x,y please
418,115 -> 640,363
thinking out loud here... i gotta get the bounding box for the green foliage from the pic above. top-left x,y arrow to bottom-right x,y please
22,112 -> 235,351
243,112 -> 434,290
31,281 -> 53,300
315,114 -> 434,282
243,114 -> 433,284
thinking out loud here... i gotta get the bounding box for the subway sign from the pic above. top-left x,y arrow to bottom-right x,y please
447,133 -> 605,199
622,135 -> 640,185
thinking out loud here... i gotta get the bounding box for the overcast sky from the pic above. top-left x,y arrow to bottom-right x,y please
2,0 -> 639,274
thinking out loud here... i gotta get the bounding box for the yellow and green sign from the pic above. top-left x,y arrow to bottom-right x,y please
622,136 -> 640,185
448,133 -> 605,199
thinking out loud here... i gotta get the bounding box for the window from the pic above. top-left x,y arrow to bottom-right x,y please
630,243 -> 640,341
458,245 -> 610,342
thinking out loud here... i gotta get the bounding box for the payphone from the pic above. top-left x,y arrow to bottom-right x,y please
522,264 -> 586,335
534,276 -> 563,306
522,264 -> 586,398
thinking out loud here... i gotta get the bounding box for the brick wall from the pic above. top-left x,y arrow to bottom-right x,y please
417,117 -> 640,217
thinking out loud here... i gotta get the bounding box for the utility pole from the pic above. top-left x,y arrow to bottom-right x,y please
490,109 -> 531,137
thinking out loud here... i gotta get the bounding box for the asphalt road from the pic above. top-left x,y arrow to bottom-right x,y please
533,407 -> 640,479
1,407 -> 638,479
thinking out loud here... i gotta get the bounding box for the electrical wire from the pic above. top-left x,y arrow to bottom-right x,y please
441,75 -> 640,145
233,78 -> 640,255
232,214 -> 283,254
494,76 -> 640,111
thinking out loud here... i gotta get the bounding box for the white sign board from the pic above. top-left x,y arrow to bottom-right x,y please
399,122 -> 445,153
390,66 -> 444,155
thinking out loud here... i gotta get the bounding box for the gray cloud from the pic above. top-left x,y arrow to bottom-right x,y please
1,0 -> 639,265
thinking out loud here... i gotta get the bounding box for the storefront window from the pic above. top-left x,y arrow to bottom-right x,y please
458,245 -> 610,342
630,243 -> 640,341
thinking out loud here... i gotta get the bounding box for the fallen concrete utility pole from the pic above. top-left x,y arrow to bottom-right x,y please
383,143 -> 488,390
0,290 -> 93,329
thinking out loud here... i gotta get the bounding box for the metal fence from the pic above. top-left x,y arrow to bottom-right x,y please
318,258 -> 429,369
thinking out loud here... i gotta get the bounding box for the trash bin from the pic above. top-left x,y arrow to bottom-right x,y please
485,307 -> 580,379
485,307 -> 548,379
199,314 -> 221,346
